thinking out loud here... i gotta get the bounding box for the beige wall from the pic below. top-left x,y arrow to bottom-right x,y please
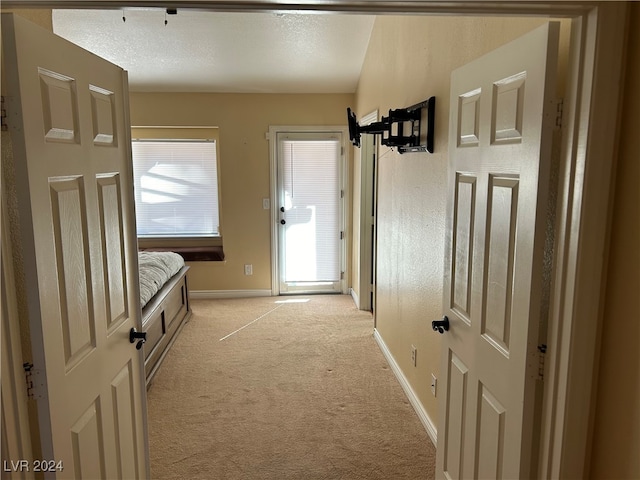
590,3 -> 640,478
354,13 -> 561,433
129,93 -> 353,292
0,8 -> 52,30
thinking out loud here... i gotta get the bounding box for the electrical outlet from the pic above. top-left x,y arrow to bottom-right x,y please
411,345 -> 417,367
262,198 -> 270,209
244,264 -> 253,275
431,374 -> 437,396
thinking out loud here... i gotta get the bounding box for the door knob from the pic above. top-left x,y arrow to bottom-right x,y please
129,328 -> 147,350
280,206 -> 285,212
432,316 -> 449,334
280,219 -> 286,225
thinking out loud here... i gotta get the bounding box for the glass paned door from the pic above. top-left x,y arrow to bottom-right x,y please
277,132 -> 344,294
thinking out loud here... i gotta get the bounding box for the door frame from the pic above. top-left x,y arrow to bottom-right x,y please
355,110 -> 378,313
268,125 -> 350,296
2,2 -> 628,477
1,158 -> 35,476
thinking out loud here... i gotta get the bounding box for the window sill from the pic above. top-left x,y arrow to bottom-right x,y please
137,236 -> 223,248
139,246 -> 225,262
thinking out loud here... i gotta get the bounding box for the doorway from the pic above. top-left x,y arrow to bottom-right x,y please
356,111 -> 379,314
270,127 -> 349,295
1,5 -> 627,479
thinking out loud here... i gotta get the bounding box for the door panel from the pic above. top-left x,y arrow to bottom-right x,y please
476,384 -> 506,479
452,173 -> 476,319
438,22 -> 559,480
112,362 -> 140,479
70,402 -> 105,479
443,353 -> 468,479
2,14 -> 147,479
482,175 -> 518,355
49,176 -> 96,370
97,173 -> 128,331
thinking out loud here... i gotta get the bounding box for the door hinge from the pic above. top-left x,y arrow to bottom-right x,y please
537,344 -> 547,381
341,146 -> 344,156
1,96 -> 8,131
340,189 -> 344,199
555,99 -> 564,129
24,362 -> 43,400
340,231 -> 344,240
340,271 -> 344,280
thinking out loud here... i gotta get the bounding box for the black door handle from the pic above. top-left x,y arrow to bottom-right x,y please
280,219 -> 286,225
280,206 -> 285,212
432,316 -> 449,334
129,328 -> 147,350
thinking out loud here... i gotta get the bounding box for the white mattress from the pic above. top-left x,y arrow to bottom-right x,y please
138,251 -> 185,308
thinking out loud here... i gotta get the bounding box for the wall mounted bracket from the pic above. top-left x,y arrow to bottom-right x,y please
347,96 -> 435,154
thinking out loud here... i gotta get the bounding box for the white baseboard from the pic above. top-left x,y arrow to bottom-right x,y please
350,288 -> 360,308
373,328 -> 438,446
190,289 -> 273,299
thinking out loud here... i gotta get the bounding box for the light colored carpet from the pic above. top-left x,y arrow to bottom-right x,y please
146,294 -> 436,479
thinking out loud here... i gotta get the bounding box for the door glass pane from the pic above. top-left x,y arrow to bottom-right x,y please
280,138 -> 340,284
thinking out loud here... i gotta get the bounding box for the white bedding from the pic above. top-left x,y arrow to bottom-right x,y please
138,251 -> 185,308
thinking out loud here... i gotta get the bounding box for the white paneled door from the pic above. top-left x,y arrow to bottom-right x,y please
437,22 -> 559,479
276,131 -> 346,294
2,14 -> 147,479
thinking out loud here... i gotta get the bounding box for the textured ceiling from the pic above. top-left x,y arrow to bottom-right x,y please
52,9 -> 375,93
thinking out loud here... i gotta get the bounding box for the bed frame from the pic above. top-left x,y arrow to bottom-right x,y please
141,265 -> 191,387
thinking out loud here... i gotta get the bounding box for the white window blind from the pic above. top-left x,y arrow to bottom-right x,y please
131,140 -> 219,237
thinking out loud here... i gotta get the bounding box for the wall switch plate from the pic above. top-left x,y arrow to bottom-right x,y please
262,198 -> 270,209
244,264 -> 253,275
411,345 -> 417,367
431,374 -> 437,396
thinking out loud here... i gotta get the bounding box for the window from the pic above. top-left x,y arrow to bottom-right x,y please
131,127 -> 222,248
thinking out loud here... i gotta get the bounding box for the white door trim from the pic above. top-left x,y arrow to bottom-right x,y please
268,125 -> 349,296
1,158 -> 34,476
357,110 -> 378,312
538,5 -> 629,478
4,3 -> 628,477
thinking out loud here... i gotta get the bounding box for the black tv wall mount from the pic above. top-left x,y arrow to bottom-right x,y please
347,96 -> 435,154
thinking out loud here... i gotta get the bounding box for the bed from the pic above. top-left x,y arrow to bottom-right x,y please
138,251 -> 191,387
